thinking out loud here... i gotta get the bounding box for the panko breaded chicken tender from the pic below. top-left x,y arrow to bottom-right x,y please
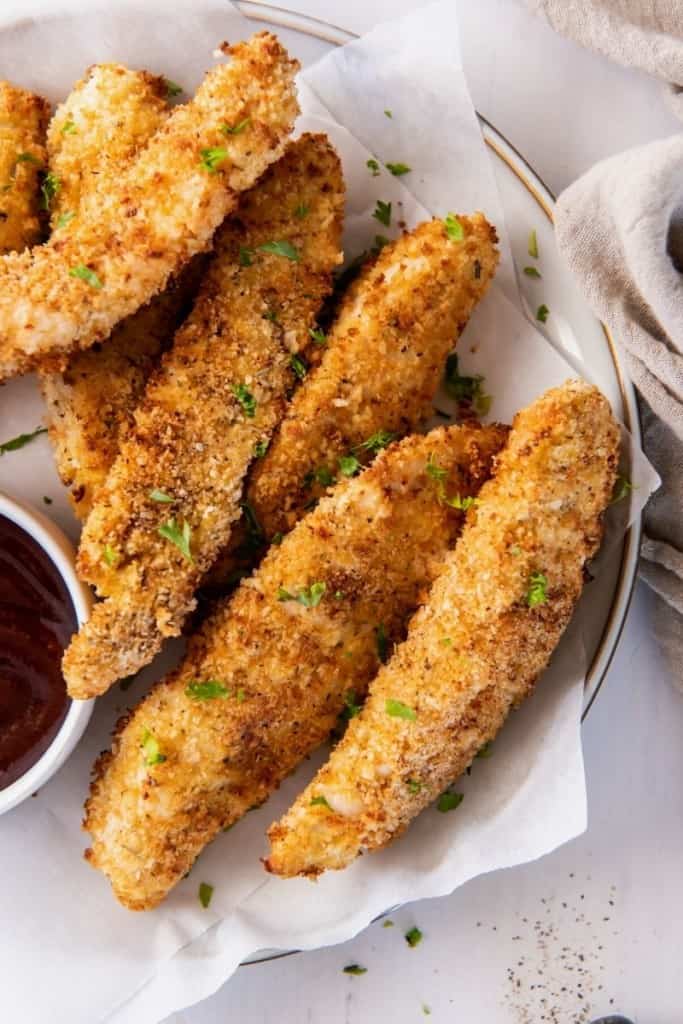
63,133 -> 345,699
84,423 -> 508,910
40,64 -> 193,519
208,213 -> 499,585
0,32 -> 300,381
0,82 -> 50,254
266,380 -> 620,878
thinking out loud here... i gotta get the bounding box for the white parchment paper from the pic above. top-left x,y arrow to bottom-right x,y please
0,3 -> 658,1023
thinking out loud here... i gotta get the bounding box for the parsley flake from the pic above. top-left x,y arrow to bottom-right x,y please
443,353 -> 491,415
523,265 -> 542,279
198,881 -> 214,908
338,454 -> 361,477
16,151 -> 40,166
407,778 -> 422,794
258,239 -> 299,261
386,162 -> 411,176
384,108 -> 393,118
376,623 -> 389,663
0,425 -> 46,455
611,474 -> 634,504
536,303 -> 550,323
262,309 -> 279,323
149,488 -> 173,503
277,581 -> 326,608
221,117 -> 250,135
241,500 -> 263,543
527,572 -> 548,607
141,728 -> 166,766
437,791 -> 463,812
290,354 -> 308,380
294,201 -> 310,218
199,147 -> 228,173
239,246 -> 253,267
476,741 -> 494,758
426,454 -> 447,484
383,919 -> 394,928
56,210 -> 75,229
528,229 -> 539,259
233,383 -> 256,418
309,327 -> 327,346
164,78 -> 183,97
373,199 -> 391,227
343,965 -> 367,976
186,680 -> 229,700
444,213 -> 464,242
354,429 -> 396,454
405,926 -> 423,948
366,158 -> 380,176
69,264 -> 101,288
158,518 -> 193,562
342,689 -> 362,719
271,531 -> 284,545
310,795 -> 331,809
253,439 -> 269,458
40,171 -> 60,210
446,493 -> 479,511
102,544 -> 119,567
386,698 -> 416,721
61,120 -> 77,135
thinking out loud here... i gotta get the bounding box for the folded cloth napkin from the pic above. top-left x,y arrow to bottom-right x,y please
524,1 -> 683,688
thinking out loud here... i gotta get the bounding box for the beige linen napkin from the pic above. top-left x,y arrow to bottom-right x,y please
524,1 -> 683,686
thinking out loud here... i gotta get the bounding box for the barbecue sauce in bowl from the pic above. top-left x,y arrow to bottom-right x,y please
0,514 -> 76,790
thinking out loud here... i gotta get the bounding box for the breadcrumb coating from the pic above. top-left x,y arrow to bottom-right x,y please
207,213 -> 499,586
63,133 -> 344,699
83,423 -> 507,910
265,380 -> 619,878
0,81 -> 50,254
0,31 -> 300,381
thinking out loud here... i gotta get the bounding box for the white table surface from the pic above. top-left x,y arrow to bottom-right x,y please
165,2 -> 682,1023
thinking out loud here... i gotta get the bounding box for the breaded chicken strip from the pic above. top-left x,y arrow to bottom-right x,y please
266,380 -> 619,878
63,133 -> 344,699
46,63 -> 168,231
208,213 -> 499,586
0,31 -> 299,381
84,423 -> 507,909
0,82 -> 50,254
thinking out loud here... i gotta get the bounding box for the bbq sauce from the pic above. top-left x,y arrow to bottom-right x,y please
0,514 -> 76,790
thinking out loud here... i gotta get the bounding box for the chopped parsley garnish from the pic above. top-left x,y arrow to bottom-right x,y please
383,919 -> 394,928
476,741 -> 493,758
198,881 -> 214,908
305,465 -> 335,488
277,581 -> 326,608
233,383 -> 256,418
354,429 -> 396,454
309,327 -> 327,346
199,147 -> 228,173
141,728 -> 166,766
384,108 -> 393,118
236,687 -> 246,702
0,425 -> 46,455
16,151 -> 40,165
343,965 -> 367,976
61,120 -> 77,135
536,303 -> 549,323
258,239 -> 300,261
158,518 -> 193,561
446,493 -> 479,511
366,158 -> 380,176
185,680 -> 229,700
523,265 -> 542,279
526,572 -> 548,607
528,229 -> 539,259
221,117 -> 250,135
386,162 -> 411,176
444,213 -> 464,242
372,234 -> 390,253
294,201 -> 310,218
338,454 -> 361,477
386,698 -> 416,721
443,353 -> 491,415
56,210 -> 75,228
290,354 -> 308,380
407,778 -> 422,794
241,500 -> 263,542
40,171 -> 60,210
271,531 -> 284,545
376,623 -> 389,663
239,246 -> 253,267
164,78 -> 183,97
440,637 -> 453,646
310,795 -> 331,809
253,439 -> 269,458
149,488 -> 173,503
262,309 -> 279,323
405,926 -> 423,948
426,454 -> 447,484
437,791 -> 463,812
69,264 -> 102,288
373,199 -> 391,227
423,1005 -> 432,1016
102,543 -> 119,567
42,495 -> 52,505
342,689 -> 362,719
611,474 -> 634,504
510,545 -> 522,557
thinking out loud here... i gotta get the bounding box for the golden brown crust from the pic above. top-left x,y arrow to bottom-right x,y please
83,423 -> 507,910
0,81 -> 50,254
265,379 -> 620,878
62,133 -> 345,699
0,32 -> 300,382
